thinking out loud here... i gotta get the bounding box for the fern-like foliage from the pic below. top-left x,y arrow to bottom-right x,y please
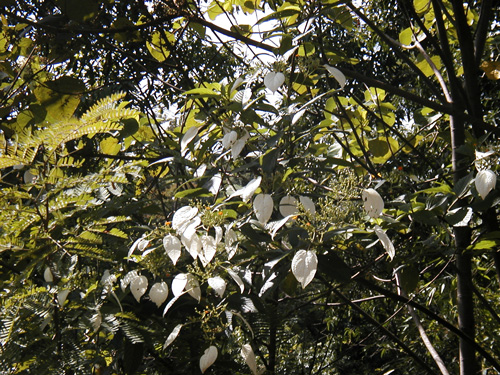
0,94 -> 148,374
0,92 -> 138,169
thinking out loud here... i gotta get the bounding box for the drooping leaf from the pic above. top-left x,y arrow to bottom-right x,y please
185,274 -> 201,302
200,346 -> 218,373
130,275 -> 148,302
241,343 -> 258,375
362,188 -> 384,218
163,234 -> 182,265
149,282 -> 168,307
208,276 -> 226,298
475,169 -> 496,199
253,194 -> 273,224
291,250 -> 318,288
324,64 -> 346,89
164,324 -> 183,349
200,235 -> 217,266
374,225 -> 395,260
172,273 -> 188,297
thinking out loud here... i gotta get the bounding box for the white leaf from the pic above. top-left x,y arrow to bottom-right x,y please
241,343 -> 258,375
230,176 -> 262,202
23,170 -> 37,184
57,289 -> 70,307
127,237 -> 143,258
200,235 -> 217,266
253,194 -> 273,224
291,108 -> 307,125
149,281 -> 169,307
448,207 -> 474,227
172,206 -> 199,233
225,228 -> 238,259
180,216 -> 201,240
180,126 -> 199,155
204,173 -> 222,195
228,268 -> 244,293
172,273 -> 188,297
299,196 -> 316,215
163,234 -> 182,265
194,164 -> 207,178
291,250 -> 318,289
182,232 -> 202,260
44,267 -> 53,283
131,275 -> 148,302
231,76 -> 245,93
475,150 -> 495,171
121,270 -> 139,292
279,195 -> 298,217
101,269 -> 117,285
164,324 -> 183,349
241,88 -> 252,106
214,226 -> 223,244
163,293 -> 183,316
324,64 -> 346,89
91,311 -> 102,331
475,169 -> 496,199
137,238 -> 150,252
231,137 -> 247,159
362,188 -> 384,218
222,131 -> 238,149
208,276 -> 226,297
264,71 -> 285,93
374,225 -> 395,260
266,215 -> 294,239
186,274 -> 201,302
200,346 -> 218,373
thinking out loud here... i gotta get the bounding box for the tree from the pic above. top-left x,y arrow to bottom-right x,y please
1,0 -> 500,374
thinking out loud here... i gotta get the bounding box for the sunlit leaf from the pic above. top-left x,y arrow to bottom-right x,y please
180,126 -> 199,155
291,250 -> 318,288
163,234 -> 182,265
172,206 -> 199,233
186,274 -> 201,302
228,268 -> 244,293
241,343 -> 258,375
362,188 -> 384,218
324,64 -> 346,89
222,130 -> 238,149
57,289 -> 70,307
149,282 -> 169,307
264,71 -> 285,93
374,225 -> 395,260
200,346 -> 218,373
225,228 -> 238,259
208,276 -> 226,297
130,275 -> 148,302
200,235 -> 217,266
164,324 -> 183,349
253,194 -> 274,224
172,273 -> 188,297
230,176 -> 262,202
475,169 -> 496,199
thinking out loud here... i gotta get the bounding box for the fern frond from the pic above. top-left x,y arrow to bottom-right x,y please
80,92 -> 139,124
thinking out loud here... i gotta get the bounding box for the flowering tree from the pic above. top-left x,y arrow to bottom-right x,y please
1,0 -> 500,374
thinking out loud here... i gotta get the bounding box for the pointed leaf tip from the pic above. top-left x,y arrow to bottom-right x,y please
291,250 -> 318,288
324,64 -> 346,89
200,345 -> 218,373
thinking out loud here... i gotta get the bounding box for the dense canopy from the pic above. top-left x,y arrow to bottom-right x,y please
1,0 -> 500,374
